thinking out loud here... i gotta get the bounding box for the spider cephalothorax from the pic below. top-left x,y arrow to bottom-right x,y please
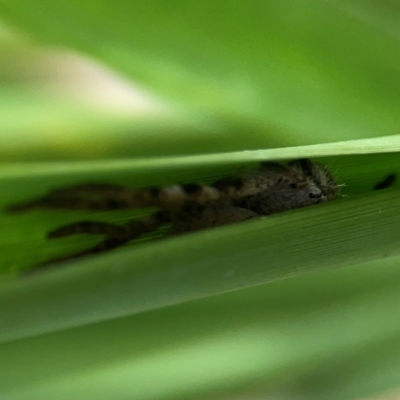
289,158 -> 338,200
7,158 -> 341,268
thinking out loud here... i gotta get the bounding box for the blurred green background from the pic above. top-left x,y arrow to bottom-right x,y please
1,1 -> 400,400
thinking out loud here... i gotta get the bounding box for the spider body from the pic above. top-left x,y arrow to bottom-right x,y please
7,158 -> 339,267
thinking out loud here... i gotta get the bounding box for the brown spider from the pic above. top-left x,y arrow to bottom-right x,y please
7,158 -> 341,268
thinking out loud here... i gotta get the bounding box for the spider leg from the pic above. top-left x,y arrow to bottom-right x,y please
47,221 -> 124,239
47,210 -> 169,239
7,166 -> 281,213
31,236 -> 133,271
31,211 -> 170,270
5,182 -> 200,212
6,185 -> 146,212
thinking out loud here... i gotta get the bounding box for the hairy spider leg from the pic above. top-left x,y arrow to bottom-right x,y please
32,211 -> 170,270
47,221 -> 126,239
6,171 -> 279,213
6,183 -> 152,212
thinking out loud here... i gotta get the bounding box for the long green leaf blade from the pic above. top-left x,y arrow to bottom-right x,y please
1,188 -> 400,343
1,1 -> 400,144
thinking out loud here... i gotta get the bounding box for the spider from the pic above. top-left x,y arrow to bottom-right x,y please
7,158 -> 341,268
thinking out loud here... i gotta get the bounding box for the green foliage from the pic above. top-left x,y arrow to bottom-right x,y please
1,1 -> 400,400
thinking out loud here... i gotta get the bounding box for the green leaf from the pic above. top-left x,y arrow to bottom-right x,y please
2,1 -> 400,400
2,137 -> 400,275
2,257 -> 400,400
2,186 -> 400,344
2,0 -> 400,146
